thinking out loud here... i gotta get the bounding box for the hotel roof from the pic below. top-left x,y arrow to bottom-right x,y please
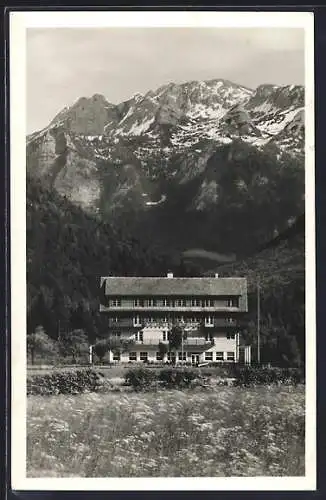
101,276 -> 247,297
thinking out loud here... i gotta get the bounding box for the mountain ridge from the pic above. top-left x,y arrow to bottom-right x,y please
27,77 -> 305,258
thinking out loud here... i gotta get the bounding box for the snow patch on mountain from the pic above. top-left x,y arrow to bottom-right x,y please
128,117 -> 155,136
257,107 -> 304,135
145,194 -> 167,207
187,103 -> 225,120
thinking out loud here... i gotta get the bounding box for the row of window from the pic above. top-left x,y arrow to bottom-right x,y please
110,298 -> 239,308
112,351 -> 236,361
205,352 -> 235,361
134,332 -> 236,342
203,333 -> 236,340
111,316 -> 236,326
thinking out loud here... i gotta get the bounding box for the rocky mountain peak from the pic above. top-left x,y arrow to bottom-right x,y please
49,93 -> 113,135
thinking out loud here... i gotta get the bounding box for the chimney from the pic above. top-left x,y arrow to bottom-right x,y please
215,273 -> 219,278
167,272 -> 174,278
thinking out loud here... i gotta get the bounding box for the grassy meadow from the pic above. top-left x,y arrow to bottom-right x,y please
27,385 -> 305,477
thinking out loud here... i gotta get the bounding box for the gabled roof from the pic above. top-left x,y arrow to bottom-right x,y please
101,276 -> 247,297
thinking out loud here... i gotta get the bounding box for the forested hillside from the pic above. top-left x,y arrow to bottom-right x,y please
27,177 -> 180,341
216,218 -> 305,366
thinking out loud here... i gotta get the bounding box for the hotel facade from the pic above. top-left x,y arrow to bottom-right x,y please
99,273 -> 251,365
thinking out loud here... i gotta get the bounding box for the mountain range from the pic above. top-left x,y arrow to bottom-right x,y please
27,77 -> 304,260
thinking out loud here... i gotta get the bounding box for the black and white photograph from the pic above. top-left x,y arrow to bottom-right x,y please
10,11 -> 315,490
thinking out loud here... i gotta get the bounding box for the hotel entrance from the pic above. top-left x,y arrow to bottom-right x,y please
191,354 -> 200,365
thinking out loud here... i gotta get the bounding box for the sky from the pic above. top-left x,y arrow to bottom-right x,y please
26,27 -> 305,134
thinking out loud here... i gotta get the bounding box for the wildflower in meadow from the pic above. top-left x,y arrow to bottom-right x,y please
27,385 -> 305,478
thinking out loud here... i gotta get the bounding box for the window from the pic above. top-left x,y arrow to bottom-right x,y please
112,316 -> 118,323
189,317 -> 198,324
204,299 -> 213,307
205,352 -> 213,361
227,298 -> 239,308
226,318 -> 235,324
140,352 -> 148,361
111,298 -> 121,307
134,299 -> 142,307
135,331 -> 143,342
163,298 -> 168,307
216,352 -> 224,361
227,351 -> 235,362
163,316 -> 168,324
133,315 -> 142,327
227,333 -> 236,340
113,352 -> 120,361
167,352 -> 176,361
191,299 -> 200,307
162,330 -> 168,341
156,352 -> 163,361
178,352 -> 187,361
147,299 -> 155,307
205,316 -> 214,326
205,333 -> 213,342
129,352 -> 137,361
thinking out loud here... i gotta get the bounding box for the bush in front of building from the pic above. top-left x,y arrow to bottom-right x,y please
205,363 -> 239,378
124,367 -> 158,391
158,368 -> 197,388
27,368 -> 104,396
233,366 -> 305,387
124,367 -> 198,390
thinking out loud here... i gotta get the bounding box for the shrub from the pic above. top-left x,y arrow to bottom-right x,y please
159,369 -> 197,388
27,368 -> 104,395
233,366 -> 305,387
124,368 -> 157,390
124,368 -> 198,391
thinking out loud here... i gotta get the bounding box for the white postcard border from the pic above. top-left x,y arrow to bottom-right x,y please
10,10 -> 316,491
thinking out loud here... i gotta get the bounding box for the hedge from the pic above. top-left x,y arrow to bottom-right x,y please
233,366 -> 305,387
124,368 -> 157,391
124,366 -> 304,390
158,369 -> 197,388
27,368 -> 104,395
124,368 -> 198,390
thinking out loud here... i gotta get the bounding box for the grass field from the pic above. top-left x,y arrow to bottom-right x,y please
27,385 -> 305,478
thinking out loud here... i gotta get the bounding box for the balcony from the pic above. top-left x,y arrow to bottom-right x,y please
100,304 -> 241,313
134,338 -> 213,346
135,339 -> 168,345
